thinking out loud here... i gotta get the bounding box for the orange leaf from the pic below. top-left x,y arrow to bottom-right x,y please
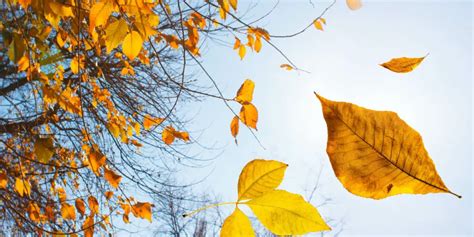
238,45 -> 246,60
280,64 -> 293,71
88,149 -> 106,176
83,214 -> 95,237
75,198 -> 86,216
230,115 -> 239,140
104,167 -> 122,189
235,79 -> 255,104
132,202 -> 153,222
143,115 -> 164,130
314,20 -> 323,31
240,103 -> 258,129
0,172 -> 7,189
88,196 -> 99,214
162,126 -> 175,145
61,203 -> 76,220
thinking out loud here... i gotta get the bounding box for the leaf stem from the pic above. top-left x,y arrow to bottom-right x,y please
182,201 -> 239,218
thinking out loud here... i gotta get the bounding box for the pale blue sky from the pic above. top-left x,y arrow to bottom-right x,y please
178,0 -> 473,236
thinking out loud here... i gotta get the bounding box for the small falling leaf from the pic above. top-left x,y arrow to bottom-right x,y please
280,64 -> 293,71
313,19 -> 324,31
346,0 -> 362,10
380,55 -> 427,73
315,93 -> 461,199
220,208 -> 255,237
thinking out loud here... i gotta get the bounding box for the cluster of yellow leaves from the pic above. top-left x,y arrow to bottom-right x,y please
233,27 -> 270,60
230,79 -> 258,143
380,55 -> 427,73
315,93 -> 460,199
219,159 -> 330,236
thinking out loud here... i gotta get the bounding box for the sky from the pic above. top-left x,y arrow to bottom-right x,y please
175,0 -> 473,236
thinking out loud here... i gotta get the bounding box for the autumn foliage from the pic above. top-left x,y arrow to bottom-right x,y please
0,0 -> 461,236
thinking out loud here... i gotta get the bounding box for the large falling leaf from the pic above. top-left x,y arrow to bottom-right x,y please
246,190 -> 331,235
315,93 -> 460,199
380,56 -> 426,73
220,208 -> 255,237
237,159 -> 287,201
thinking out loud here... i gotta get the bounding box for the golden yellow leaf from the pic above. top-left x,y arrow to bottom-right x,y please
239,103 -> 258,129
104,167 -> 122,189
254,36 -> 262,52
314,20 -> 324,31
105,18 -> 128,53
346,0 -> 362,10
61,203 -> 76,220
143,115 -> 164,130
75,198 -> 86,216
280,64 -> 293,71
237,159 -> 287,201
245,190 -> 330,235
220,208 -> 255,237
162,126 -> 175,145
229,0 -> 238,11
88,196 -> 99,214
238,45 -> 246,60
15,178 -> 31,197
0,172 -> 7,189
89,1 -> 114,32
123,31 -> 143,60
17,55 -> 29,72
233,37 -> 241,50
230,115 -> 239,140
132,202 -> 152,222
27,202 -> 41,222
380,56 -> 426,73
34,137 -> 54,163
83,214 -> 95,237
315,93 -> 461,199
235,79 -> 255,104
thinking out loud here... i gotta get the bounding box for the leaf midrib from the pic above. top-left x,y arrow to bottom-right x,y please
238,165 -> 287,201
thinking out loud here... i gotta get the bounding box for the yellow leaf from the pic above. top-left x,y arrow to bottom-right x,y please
314,20 -> 323,31
229,0 -> 238,11
17,55 -> 29,72
220,208 -> 255,237
346,0 -> 362,10
105,18 -> 128,53
315,93 -> 461,199
89,1 -> 114,32
15,178 -> 31,197
245,190 -> 330,235
238,45 -> 246,60
88,196 -> 99,214
230,115 -> 239,140
237,159 -> 287,201
27,202 -> 41,223
34,137 -> 54,163
48,2 -> 74,18
61,203 -> 76,220
380,56 -> 427,73
280,64 -> 293,71
235,79 -> 255,104
123,31 -> 143,60
104,167 -> 122,189
0,172 -> 7,189
320,17 -> 326,25
143,115 -> 164,130
233,37 -> 241,50
75,198 -> 86,216
254,36 -> 262,52
132,202 -> 153,222
239,103 -> 258,129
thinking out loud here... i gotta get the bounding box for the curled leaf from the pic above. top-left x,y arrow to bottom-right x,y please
380,56 -> 427,73
315,93 -> 460,199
